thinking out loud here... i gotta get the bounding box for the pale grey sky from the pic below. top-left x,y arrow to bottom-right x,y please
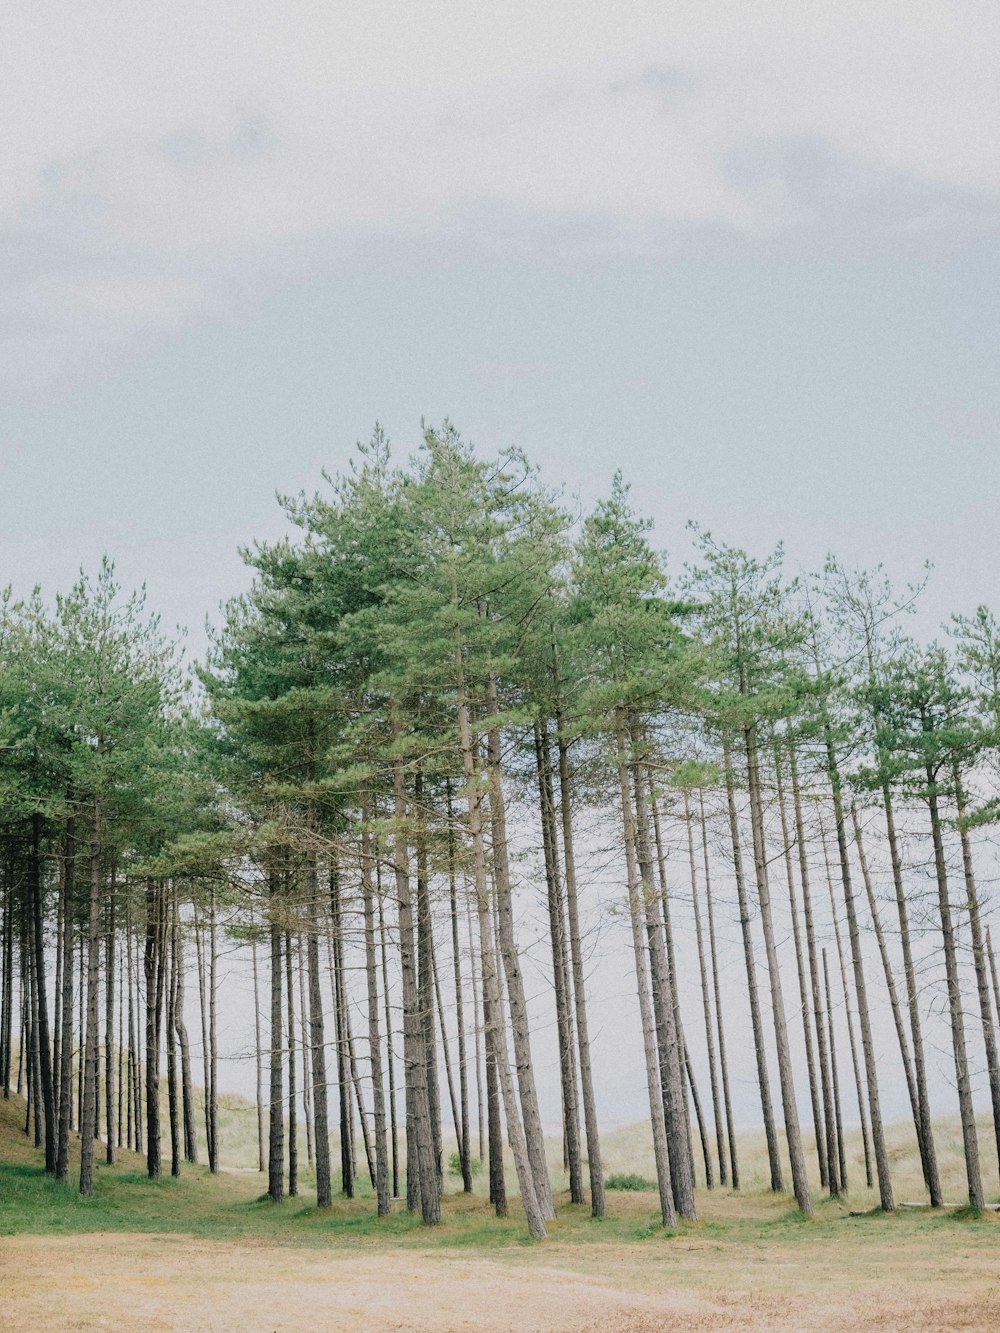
3,3 -> 999,1134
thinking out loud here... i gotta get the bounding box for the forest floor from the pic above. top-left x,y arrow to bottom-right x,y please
3,1094 -> 1000,1331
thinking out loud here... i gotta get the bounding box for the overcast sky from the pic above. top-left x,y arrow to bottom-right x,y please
3,4 -> 999,1129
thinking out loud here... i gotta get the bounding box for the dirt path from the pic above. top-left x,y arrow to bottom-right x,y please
3,1231 -> 999,1331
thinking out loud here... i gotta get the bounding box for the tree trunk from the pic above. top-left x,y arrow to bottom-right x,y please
953,762 -> 1000,1189
79,812 -> 103,1195
614,722 -> 676,1229
251,929 -> 265,1173
535,720 -> 584,1204
821,723 -> 893,1212
141,878 -> 162,1182
304,854 -> 332,1209
328,876 -> 354,1198
378,891 -> 400,1199
267,872 -> 284,1203
56,818 -> 75,1181
285,931 -> 297,1198
882,785 -> 941,1204
852,806 -> 924,1194
685,790 -> 726,1188
698,790 -> 739,1191
925,754 -> 983,1209
104,873 -> 116,1166
173,908 -> 196,1165
166,893 -> 180,1177
29,814 -> 56,1172
743,718 -> 811,1216
647,774 -> 703,1197
772,743 -> 824,1187
788,746 -> 840,1196
823,948 -> 848,1192
555,703 -> 606,1216
486,675 -> 554,1220
392,731 -> 440,1225
415,771 -> 443,1189
361,798 -> 390,1215
819,817 -> 873,1189
446,781 -> 473,1193
297,934 -> 313,1168
722,735 -> 782,1192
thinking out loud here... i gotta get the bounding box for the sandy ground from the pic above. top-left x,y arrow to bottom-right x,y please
4,1230 -> 1000,1332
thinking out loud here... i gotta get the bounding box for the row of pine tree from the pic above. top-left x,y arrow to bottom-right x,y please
3,426 -> 1000,1236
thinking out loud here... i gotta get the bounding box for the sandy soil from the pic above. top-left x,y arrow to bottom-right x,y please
3,1230 -> 1000,1332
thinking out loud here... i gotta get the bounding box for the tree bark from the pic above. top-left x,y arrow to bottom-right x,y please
698,790 -> 739,1191
614,722 -> 676,1229
685,790 -> 726,1188
267,871 -> 284,1203
361,798 -> 389,1215
555,703 -> 606,1216
56,818 -> 75,1181
486,675 -> 554,1220
788,746 -> 840,1196
925,753 -> 984,1209
722,735 -> 782,1192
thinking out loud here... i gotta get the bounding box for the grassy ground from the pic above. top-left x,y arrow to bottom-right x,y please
4,1092 -> 1000,1330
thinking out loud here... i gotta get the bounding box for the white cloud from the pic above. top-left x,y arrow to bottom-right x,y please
2,2 -> 998,373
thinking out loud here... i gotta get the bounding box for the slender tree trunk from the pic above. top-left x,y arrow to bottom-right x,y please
486,675 -> 554,1220
267,872 -> 284,1203
446,782 -> 473,1193
104,874 -> 116,1166
821,722 -> 893,1212
79,811 -> 103,1195
329,874 -> 354,1198
361,800 -> 390,1216
415,771 -> 443,1189
194,906 -> 213,1169
56,819 -> 75,1182
823,948 -> 848,1192
468,902 -> 486,1169
285,931 -> 297,1197
142,878 -> 161,1182
698,790 -> 739,1191
614,723 -> 676,1229
305,856 -> 332,1209
554,702 -> 605,1216
29,814 -> 56,1172
882,786 -> 941,1204
787,746 -> 840,1197
173,908 -> 196,1165
722,735 -> 782,1192
208,886 -> 218,1173
628,730 -> 693,1219
819,816 -> 873,1189
166,894 -> 180,1177
685,791 -> 725,1188
773,743 -> 824,1187
378,891 -> 399,1199
535,720 -> 584,1204
453,646 -> 540,1234
925,756 -> 984,1210
852,806 -> 924,1193
743,718 -> 811,1216
251,929 -> 265,1173
648,777 -> 705,1194
988,929 -> 1000,1046
392,729 -> 440,1226
953,763 -> 1000,1188
297,934 -> 313,1168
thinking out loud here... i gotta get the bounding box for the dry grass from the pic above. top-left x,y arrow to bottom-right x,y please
5,1091 -> 1000,1331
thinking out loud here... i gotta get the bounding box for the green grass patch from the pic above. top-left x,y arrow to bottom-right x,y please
605,1172 -> 657,1192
